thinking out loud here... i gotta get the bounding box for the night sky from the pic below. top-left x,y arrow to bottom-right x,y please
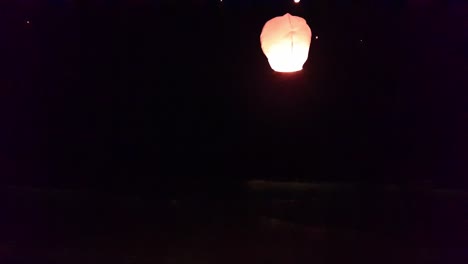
1,0 -> 466,196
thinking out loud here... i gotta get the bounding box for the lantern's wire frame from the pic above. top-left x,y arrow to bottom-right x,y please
288,14 -> 294,59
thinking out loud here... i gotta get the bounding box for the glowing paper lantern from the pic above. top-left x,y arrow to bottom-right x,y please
260,13 -> 312,72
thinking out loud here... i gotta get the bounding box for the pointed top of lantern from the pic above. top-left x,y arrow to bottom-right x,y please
260,13 -> 312,73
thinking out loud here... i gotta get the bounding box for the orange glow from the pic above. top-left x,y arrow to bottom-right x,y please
260,13 -> 312,73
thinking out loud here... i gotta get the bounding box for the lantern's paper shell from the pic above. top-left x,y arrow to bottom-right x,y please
260,13 -> 312,72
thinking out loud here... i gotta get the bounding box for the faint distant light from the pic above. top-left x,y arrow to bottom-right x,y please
360,39 -> 363,42
294,0 -> 300,3
26,20 -> 30,24
315,35 -> 319,39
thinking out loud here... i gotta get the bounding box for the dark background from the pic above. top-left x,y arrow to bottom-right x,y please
0,0 -> 467,263
1,0 -> 466,195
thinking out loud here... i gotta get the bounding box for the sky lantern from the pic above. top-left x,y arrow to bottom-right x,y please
260,13 -> 312,73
